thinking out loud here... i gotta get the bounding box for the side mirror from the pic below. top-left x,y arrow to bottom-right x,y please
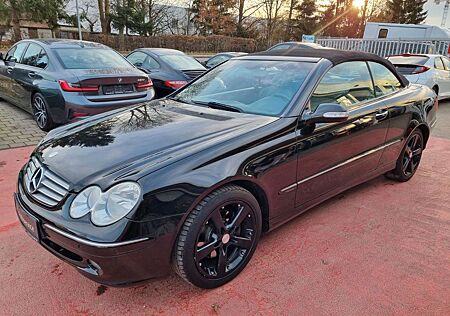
0,53 -> 3,60
7,56 -> 17,64
304,103 -> 349,124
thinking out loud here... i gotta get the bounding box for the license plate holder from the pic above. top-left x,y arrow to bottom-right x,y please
103,84 -> 134,95
15,198 -> 40,242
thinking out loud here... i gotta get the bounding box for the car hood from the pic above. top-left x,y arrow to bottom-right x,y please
35,99 -> 277,190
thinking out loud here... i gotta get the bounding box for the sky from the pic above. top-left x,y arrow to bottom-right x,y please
65,0 -> 450,31
425,1 -> 447,27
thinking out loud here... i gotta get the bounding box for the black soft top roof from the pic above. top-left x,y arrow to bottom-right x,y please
251,48 -> 409,86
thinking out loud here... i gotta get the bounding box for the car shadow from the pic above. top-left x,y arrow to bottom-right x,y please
93,174 -> 394,301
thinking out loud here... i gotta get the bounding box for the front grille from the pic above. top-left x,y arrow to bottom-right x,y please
182,70 -> 205,80
23,156 -> 70,207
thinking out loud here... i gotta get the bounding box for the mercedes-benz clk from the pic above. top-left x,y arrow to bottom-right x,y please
15,49 -> 437,288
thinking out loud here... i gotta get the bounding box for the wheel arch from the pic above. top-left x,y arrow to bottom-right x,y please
168,176 -> 271,263
416,124 -> 430,148
432,84 -> 439,96
30,89 -> 41,109
407,121 -> 430,149
228,179 -> 270,233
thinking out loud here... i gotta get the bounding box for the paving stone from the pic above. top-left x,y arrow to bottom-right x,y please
0,101 -> 46,149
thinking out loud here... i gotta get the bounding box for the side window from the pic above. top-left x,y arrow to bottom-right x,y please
144,56 -> 160,69
5,42 -> 28,62
435,57 -> 445,70
378,29 -> 388,39
22,43 -> 48,68
368,62 -> 402,97
269,44 -> 291,51
127,52 -> 147,67
206,55 -> 228,68
442,57 -> 450,71
310,61 -> 375,111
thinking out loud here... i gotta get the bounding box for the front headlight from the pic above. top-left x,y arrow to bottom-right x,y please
70,182 -> 141,226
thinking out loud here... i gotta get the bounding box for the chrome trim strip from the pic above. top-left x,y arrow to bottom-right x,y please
43,224 -> 149,248
45,171 -> 70,190
280,139 -> 402,193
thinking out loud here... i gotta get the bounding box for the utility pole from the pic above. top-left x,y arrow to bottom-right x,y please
75,0 -> 83,40
435,0 -> 450,27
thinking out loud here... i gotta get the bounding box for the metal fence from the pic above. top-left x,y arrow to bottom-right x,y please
316,38 -> 450,57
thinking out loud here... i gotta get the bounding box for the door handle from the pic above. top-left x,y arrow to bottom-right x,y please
28,71 -> 36,78
375,110 -> 389,120
6,67 -> 13,74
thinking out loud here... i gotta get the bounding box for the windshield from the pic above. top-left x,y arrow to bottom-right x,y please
172,60 -> 314,116
160,54 -> 205,70
54,48 -> 133,69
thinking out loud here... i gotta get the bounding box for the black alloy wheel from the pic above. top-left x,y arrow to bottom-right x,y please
174,185 -> 262,288
32,93 -> 54,131
386,129 -> 424,182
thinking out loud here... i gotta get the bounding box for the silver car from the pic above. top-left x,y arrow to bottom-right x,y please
388,54 -> 450,99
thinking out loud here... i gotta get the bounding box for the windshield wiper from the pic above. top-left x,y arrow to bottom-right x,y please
167,96 -> 191,105
191,100 -> 243,113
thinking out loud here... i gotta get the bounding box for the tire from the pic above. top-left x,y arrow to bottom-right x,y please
385,129 -> 424,182
173,185 -> 262,288
32,93 -> 55,131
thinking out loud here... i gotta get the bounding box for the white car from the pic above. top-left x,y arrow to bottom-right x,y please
387,54 -> 450,99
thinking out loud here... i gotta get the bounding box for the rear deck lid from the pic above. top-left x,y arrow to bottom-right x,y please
54,47 -> 152,101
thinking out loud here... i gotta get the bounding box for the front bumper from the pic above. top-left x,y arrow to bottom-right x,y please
14,190 -> 173,286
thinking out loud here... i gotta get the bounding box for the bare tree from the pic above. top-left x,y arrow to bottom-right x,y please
98,0 -> 111,33
284,0 -> 297,40
80,2 -> 99,32
235,0 -> 264,37
261,0 -> 285,46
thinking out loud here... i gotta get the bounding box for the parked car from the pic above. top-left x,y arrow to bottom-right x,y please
267,41 -> 323,51
126,48 -> 206,98
387,54 -> 450,99
0,39 -> 154,131
204,52 -> 248,68
15,49 -> 436,289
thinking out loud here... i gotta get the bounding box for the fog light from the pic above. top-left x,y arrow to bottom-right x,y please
87,259 -> 102,276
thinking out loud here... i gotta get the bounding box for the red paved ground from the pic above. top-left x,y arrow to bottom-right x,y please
1,139 -> 450,315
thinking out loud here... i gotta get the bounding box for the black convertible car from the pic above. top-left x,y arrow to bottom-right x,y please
15,49 -> 437,289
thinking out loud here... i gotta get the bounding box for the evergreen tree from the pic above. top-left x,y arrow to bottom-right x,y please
292,0 -> 318,39
387,0 -> 427,24
0,0 -> 66,41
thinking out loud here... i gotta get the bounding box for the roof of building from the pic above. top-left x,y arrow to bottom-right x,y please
251,48 -> 409,86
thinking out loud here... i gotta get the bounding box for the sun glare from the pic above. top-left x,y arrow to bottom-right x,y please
352,0 -> 365,8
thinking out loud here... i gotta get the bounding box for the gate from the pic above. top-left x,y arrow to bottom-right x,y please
316,38 -> 450,57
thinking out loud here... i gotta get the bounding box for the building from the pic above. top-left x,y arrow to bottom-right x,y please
0,19 -> 89,42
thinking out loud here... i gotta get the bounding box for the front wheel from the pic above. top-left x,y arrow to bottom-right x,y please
385,129 -> 424,182
173,185 -> 262,288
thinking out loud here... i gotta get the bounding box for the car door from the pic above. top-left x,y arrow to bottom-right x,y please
368,61 -> 424,167
13,43 -> 49,111
295,61 -> 390,206
0,42 -> 29,105
433,57 -> 448,97
440,56 -> 450,97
